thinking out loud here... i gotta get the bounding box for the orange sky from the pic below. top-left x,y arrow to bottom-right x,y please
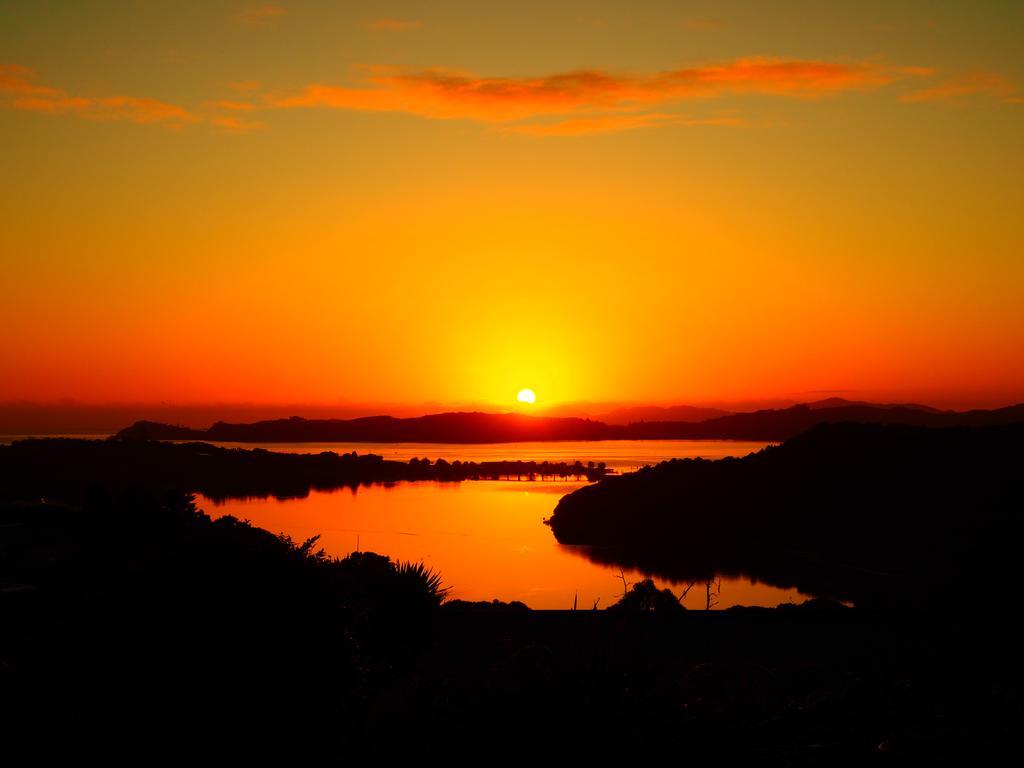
2,2 -> 1023,411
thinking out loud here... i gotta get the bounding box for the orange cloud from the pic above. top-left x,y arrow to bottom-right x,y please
367,19 -> 422,31
0,63 -> 55,97
79,96 -> 198,124
903,71 -> 1017,103
269,58 -> 922,123
506,113 -> 744,136
0,64 -> 199,125
235,5 -> 287,26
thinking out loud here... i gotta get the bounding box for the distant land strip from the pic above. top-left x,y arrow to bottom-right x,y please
0,439 -> 609,504
114,401 -> 1024,444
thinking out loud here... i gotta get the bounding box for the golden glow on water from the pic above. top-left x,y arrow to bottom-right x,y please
199,480 -> 808,610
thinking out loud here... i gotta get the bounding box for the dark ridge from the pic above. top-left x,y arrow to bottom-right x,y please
621,402 -> 1024,440
0,438 -> 609,504
115,411 -> 620,443
548,422 -> 1024,608
591,403 -> 733,425
113,401 -> 1024,443
800,396 -> 946,413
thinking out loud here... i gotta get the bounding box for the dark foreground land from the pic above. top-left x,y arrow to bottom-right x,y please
3,493 -> 1022,765
2,425 -> 1024,764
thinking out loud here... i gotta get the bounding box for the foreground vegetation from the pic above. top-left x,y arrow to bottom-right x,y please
2,490 -> 1022,763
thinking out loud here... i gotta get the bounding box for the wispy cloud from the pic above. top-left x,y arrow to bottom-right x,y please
903,71 -> 1017,103
0,64 -> 200,126
235,5 -> 287,27
505,113 -> 744,136
0,63 -> 58,98
209,115 -> 263,132
366,18 -> 422,32
11,57 -> 1012,139
268,58 -> 921,124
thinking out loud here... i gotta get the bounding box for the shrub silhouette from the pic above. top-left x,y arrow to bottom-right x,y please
608,578 -> 686,612
0,491 -> 447,763
396,560 -> 449,606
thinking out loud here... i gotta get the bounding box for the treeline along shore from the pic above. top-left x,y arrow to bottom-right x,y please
114,400 -> 1024,443
0,438 -> 608,504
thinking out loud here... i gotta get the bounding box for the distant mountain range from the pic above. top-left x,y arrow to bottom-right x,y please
798,396 -> 945,413
594,404 -> 733,424
539,403 -> 732,424
115,400 -> 1024,444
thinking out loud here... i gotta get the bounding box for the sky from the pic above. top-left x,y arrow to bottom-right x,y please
1,1 -> 1023,411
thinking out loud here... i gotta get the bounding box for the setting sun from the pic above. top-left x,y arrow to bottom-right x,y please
517,388 -> 537,405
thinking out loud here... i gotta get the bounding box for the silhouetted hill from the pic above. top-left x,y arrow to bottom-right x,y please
623,402 -> 1024,440
115,411 -> 620,443
114,402 -> 1024,443
548,422 -> 1024,607
594,404 -> 732,424
800,396 -> 945,413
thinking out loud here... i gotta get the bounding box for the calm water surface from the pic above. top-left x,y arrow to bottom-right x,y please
196,439 -> 807,610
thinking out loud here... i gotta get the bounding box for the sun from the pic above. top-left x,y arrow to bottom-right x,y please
516,388 -> 536,405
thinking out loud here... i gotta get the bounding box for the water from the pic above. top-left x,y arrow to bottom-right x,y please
193,439 -> 806,609
198,482 -> 807,610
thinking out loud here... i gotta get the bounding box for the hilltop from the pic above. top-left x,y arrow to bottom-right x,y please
548,422 -> 1024,607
